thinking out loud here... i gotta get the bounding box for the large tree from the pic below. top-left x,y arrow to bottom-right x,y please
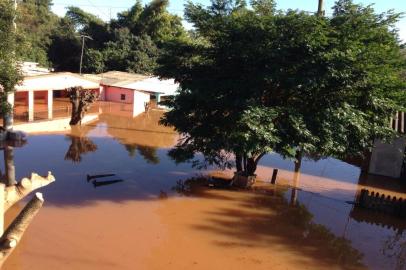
16,0 -> 58,66
0,0 -> 21,128
82,0 -> 188,74
157,0 -> 405,178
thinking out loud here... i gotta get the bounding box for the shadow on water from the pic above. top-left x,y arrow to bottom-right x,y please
173,177 -> 365,270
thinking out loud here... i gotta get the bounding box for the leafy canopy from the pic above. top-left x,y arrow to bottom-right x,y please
0,0 -> 22,115
157,0 -> 405,174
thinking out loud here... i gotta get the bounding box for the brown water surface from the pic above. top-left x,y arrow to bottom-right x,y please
1,109 -> 405,270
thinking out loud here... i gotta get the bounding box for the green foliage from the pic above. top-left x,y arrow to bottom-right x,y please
250,0 -> 276,16
157,0 -> 405,174
84,28 -> 159,74
48,17 -> 81,72
16,0 -> 58,66
0,0 -> 21,116
62,1 -> 187,74
65,6 -> 111,49
12,0 -> 187,74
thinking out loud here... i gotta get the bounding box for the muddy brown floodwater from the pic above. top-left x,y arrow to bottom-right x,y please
1,108 -> 405,270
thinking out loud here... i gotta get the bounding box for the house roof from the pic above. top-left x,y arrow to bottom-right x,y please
20,62 -> 51,76
98,71 -> 149,86
16,72 -> 100,92
117,77 -> 179,96
97,71 -> 179,95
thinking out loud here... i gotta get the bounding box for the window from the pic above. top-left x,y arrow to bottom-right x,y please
121,94 -> 126,101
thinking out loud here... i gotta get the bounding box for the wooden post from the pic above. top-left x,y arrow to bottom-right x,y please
271,169 -> 278,184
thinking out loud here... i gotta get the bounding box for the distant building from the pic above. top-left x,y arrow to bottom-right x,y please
13,69 -> 179,122
92,71 -> 179,115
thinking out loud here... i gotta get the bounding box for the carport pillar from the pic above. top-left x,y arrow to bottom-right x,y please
47,90 -> 53,119
156,93 -> 161,103
28,90 -> 34,122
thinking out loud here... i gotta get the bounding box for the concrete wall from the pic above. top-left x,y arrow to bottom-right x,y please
369,137 -> 406,178
14,114 -> 99,134
133,90 -> 150,117
105,86 -> 134,104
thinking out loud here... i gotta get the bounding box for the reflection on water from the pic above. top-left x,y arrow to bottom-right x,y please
0,109 -> 405,270
123,144 -> 159,164
64,135 -> 98,163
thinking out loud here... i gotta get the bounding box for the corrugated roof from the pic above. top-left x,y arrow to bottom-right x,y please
17,72 -> 100,91
98,71 -> 149,86
97,71 -> 179,95
117,77 -> 179,95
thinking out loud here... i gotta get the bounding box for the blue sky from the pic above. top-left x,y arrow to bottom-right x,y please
51,0 -> 406,42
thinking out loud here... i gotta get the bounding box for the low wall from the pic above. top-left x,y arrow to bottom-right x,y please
368,137 -> 406,178
13,114 -> 99,134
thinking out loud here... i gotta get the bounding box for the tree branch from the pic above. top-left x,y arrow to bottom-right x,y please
254,152 -> 267,165
4,172 -> 55,211
0,192 -> 44,267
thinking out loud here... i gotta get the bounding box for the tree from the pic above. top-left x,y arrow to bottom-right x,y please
48,17 -> 82,72
0,0 -> 21,128
48,7 -> 110,72
65,6 -> 111,49
66,86 -> 98,125
113,0 -> 187,43
81,0 -> 188,74
85,28 -> 159,74
157,0 -> 405,180
16,0 -> 58,66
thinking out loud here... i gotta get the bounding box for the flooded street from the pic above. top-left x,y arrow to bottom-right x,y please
1,109 -> 405,270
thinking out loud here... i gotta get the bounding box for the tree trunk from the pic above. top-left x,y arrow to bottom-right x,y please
247,157 -> 257,176
242,155 -> 247,173
4,172 -> 55,211
69,98 -> 81,125
0,193 -> 44,267
67,87 -> 98,126
236,154 -> 243,172
3,146 -> 16,187
291,150 -> 302,206
294,150 -> 302,173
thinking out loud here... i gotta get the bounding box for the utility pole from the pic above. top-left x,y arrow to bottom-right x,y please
317,0 -> 324,16
79,35 -> 93,75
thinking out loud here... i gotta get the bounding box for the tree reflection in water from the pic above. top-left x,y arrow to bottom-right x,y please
173,177 -> 365,269
123,144 -> 159,164
383,231 -> 406,270
64,135 -> 98,163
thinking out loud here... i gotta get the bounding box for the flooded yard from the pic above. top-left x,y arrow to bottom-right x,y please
1,109 -> 405,270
